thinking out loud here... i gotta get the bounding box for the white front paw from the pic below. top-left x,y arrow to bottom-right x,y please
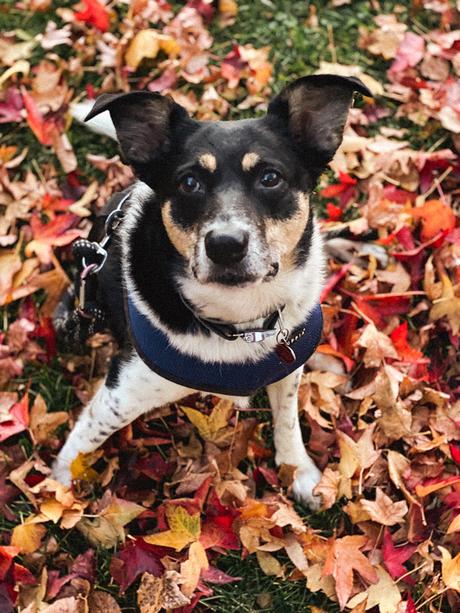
51,459 -> 72,487
291,464 -> 323,511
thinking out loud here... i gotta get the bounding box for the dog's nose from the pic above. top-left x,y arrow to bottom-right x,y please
205,229 -> 249,265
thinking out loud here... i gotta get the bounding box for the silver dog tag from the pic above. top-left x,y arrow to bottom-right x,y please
243,330 -> 277,343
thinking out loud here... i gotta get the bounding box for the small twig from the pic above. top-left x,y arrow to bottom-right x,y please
395,561 -> 427,583
228,409 -> 240,467
327,24 -> 337,64
416,587 -> 448,611
421,166 -> 453,200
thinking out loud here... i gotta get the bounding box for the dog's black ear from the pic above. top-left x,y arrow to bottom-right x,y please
85,91 -> 190,167
267,74 -> 372,170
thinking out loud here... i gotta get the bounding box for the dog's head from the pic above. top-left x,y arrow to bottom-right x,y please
86,76 -> 370,288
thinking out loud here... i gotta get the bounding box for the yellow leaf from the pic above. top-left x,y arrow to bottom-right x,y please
126,30 -> 159,70
447,514 -> 460,534
219,0 -> 238,16
180,541 -> 209,597
144,505 -> 201,552
182,399 -> 233,442
11,520 -> 46,553
70,450 -> 103,482
0,59 -> 29,87
439,546 -> 460,591
256,551 -> 284,577
158,34 -> 180,58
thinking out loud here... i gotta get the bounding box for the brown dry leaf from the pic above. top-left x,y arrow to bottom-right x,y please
374,366 -> 412,440
77,496 -> 144,548
338,423 -> 380,483
270,501 -> 306,534
439,547 -> 460,592
29,393 -> 68,444
360,488 -> 408,526
313,467 -> 341,510
88,591 -> 122,613
137,571 -> 191,613
322,535 -> 378,610
356,323 -> 398,367
136,573 -> 164,613
386,451 -> 419,506
430,271 -> 460,335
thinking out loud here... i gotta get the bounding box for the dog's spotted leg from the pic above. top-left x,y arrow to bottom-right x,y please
267,368 -> 322,510
52,355 -> 190,486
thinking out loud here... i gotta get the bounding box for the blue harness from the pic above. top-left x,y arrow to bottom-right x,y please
127,296 -> 323,397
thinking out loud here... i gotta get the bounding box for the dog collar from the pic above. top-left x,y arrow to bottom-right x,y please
178,294 -> 283,342
126,296 -> 323,397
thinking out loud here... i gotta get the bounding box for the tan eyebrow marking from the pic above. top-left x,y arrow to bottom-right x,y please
161,200 -> 195,258
266,192 -> 310,267
241,152 -> 260,172
198,153 -> 217,173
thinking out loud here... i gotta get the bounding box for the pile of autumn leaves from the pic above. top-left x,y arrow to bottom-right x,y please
1,0 -> 460,612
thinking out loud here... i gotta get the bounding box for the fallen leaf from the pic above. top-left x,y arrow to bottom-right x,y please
29,394 -> 68,445
143,505 -> 201,551
439,546 -> 460,592
322,535 -> 378,610
256,550 -> 284,577
360,488 -> 408,526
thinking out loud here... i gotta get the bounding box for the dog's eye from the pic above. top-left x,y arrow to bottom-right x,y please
179,174 -> 202,194
260,169 -> 282,188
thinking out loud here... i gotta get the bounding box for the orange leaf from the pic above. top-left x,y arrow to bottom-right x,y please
11,519 -> 46,553
411,199 -> 456,241
415,475 -> 460,497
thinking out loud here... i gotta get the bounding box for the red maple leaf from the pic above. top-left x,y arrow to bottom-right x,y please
0,393 -> 29,443
25,213 -> 81,265
74,0 -> 110,32
382,528 -> 417,585
390,321 -> 427,364
110,539 -> 164,593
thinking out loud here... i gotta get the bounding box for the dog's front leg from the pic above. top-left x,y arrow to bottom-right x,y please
267,368 -> 322,510
52,355 -> 189,486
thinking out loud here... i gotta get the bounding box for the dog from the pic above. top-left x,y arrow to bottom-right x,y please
52,74 -> 370,509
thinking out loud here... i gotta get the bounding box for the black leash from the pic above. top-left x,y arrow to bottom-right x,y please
54,191 -> 131,347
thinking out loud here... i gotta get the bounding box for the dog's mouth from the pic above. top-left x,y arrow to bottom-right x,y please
192,261 -> 279,287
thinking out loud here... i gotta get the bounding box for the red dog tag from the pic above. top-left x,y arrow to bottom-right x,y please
275,342 -> 296,363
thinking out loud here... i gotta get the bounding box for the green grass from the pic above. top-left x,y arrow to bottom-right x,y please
201,551 -> 339,612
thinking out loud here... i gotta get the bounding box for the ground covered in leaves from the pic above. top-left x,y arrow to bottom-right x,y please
1,0 -> 460,611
